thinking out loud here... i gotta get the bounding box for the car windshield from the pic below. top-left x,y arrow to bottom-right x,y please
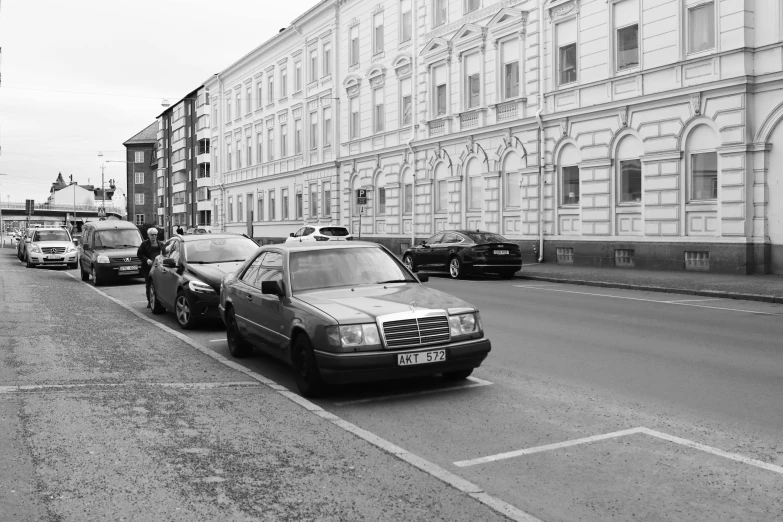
95,230 -> 143,249
290,247 -> 416,293
318,227 -> 350,237
464,232 -> 508,244
185,237 -> 258,263
33,230 -> 70,242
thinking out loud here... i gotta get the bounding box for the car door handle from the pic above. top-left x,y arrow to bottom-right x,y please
246,294 -> 253,302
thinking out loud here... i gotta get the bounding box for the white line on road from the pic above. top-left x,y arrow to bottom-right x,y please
333,376 -> 494,406
455,426 -> 783,476
513,285 -> 781,316
132,301 -> 148,304
209,339 -> 225,343
0,382 -> 262,394
61,271 -> 538,522
661,298 -> 723,303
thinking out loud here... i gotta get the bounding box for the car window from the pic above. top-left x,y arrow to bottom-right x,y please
293,227 -> 304,238
184,237 -> 258,264
33,230 -> 70,242
304,227 -> 315,236
240,253 -> 265,284
319,227 -> 349,237
464,232 -> 508,244
94,229 -> 142,249
427,233 -> 444,244
442,233 -> 462,244
254,251 -> 283,288
163,239 -> 181,263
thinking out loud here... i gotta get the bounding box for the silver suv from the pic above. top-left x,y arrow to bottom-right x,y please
24,227 -> 77,269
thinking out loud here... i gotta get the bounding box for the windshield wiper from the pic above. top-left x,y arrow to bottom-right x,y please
375,279 -> 412,284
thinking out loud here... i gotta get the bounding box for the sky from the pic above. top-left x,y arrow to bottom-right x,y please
0,0 -> 311,205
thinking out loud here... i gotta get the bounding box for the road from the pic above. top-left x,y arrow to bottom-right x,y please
2,245 -> 782,521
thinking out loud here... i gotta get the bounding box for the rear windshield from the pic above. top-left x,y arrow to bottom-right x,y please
94,229 -> 143,249
33,230 -> 70,242
318,227 -> 350,237
184,237 -> 258,263
464,232 -> 508,244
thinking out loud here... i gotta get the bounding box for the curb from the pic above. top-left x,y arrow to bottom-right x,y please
516,274 -> 783,304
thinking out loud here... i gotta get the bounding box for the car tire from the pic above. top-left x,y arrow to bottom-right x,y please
448,256 -> 465,279
225,308 -> 252,358
175,291 -> 196,330
149,282 -> 165,314
25,254 -> 33,269
442,368 -> 474,381
292,335 -> 326,398
403,255 -> 414,272
68,263 -> 78,270
80,264 -> 90,281
93,267 -> 104,287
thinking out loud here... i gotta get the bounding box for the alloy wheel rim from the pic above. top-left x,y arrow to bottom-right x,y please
149,287 -> 156,307
450,259 -> 459,277
404,257 -> 412,270
176,296 -> 190,324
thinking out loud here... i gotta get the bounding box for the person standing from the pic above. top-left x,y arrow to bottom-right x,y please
176,226 -> 184,235
138,227 -> 163,308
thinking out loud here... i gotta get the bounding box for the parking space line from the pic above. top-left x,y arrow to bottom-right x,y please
513,285 -> 781,316
332,376 -> 493,406
61,271 -> 537,522
455,426 -> 783,476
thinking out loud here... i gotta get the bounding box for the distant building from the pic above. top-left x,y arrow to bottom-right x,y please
123,122 -> 159,225
47,172 -> 114,207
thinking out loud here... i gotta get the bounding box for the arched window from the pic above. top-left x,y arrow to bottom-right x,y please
465,158 -> 482,211
434,162 -> 448,213
503,151 -> 522,208
559,143 -> 580,206
402,168 -> 413,214
686,125 -> 718,201
616,135 -> 643,203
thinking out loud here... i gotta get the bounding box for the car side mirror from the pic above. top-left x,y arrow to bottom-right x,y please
419,240 -> 427,246
261,280 -> 283,297
416,273 -> 429,283
162,258 -> 177,268
289,233 -> 295,237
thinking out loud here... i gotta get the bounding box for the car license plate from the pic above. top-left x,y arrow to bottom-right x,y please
46,255 -> 63,260
494,250 -> 509,255
119,266 -> 138,272
397,349 -> 446,366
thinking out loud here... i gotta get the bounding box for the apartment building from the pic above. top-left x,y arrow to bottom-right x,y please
155,87 -> 212,237
203,0 -> 339,241
123,121 -> 158,225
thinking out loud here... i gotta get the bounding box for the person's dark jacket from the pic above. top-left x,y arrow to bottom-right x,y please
137,239 -> 163,276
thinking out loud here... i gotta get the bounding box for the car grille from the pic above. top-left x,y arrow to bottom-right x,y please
41,247 -> 66,255
110,256 -> 140,265
382,315 -> 450,349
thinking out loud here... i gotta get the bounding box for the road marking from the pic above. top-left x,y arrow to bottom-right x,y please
0,382 -> 262,394
661,298 -> 723,303
454,426 -> 783,476
513,285 -> 781,316
62,271 -> 538,522
333,376 -> 494,406
209,339 -> 225,343
132,301 -> 147,304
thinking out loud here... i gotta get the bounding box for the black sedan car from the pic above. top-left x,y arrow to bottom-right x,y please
148,234 -> 259,329
402,230 -> 522,279
219,242 -> 491,397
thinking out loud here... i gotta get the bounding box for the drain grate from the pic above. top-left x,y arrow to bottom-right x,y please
685,251 -> 710,271
556,247 -> 574,264
615,249 -> 635,268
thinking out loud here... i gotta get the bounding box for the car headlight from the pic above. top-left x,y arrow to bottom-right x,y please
66,245 -> 76,253
449,312 -> 482,339
30,245 -> 41,253
96,255 -> 110,263
188,279 -> 215,293
326,324 -> 381,352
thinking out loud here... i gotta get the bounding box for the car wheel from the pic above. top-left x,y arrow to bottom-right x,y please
68,263 -> 78,270
442,368 -> 473,381
448,257 -> 465,279
175,291 -> 196,330
25,254 -> 33,269
149,282 -> 165,314
291,335 -> 326,398
225,308 -> 251,358
403,255 -> 414,272
93,267 -> 104,287
80,264 -> 90,281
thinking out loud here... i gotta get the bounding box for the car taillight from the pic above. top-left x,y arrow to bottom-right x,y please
315,236 -> 330,241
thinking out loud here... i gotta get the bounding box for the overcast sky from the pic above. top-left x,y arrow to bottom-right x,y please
0,0 -> 311,204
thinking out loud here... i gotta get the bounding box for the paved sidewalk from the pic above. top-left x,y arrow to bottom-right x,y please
517,263 -> 783,303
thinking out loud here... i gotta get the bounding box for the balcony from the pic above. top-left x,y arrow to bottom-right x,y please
197,176 -> 212,188
196,152 -> 210,165
428,117 -> 450,138
196,200 -> 212,211
196,103 -> 209,117
495,99 -> 525,124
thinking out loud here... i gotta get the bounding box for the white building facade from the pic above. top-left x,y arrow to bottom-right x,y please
207,0 -> 783,273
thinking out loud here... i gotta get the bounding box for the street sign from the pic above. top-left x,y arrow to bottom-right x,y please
356,189 -> 367,206
97,207 -> 106,218
25,199 -> 34,215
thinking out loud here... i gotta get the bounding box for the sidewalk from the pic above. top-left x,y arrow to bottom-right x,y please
517,263 -> 783,303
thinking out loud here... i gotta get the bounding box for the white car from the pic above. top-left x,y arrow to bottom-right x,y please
285,225 -> 353,243
24,227 -> 78,269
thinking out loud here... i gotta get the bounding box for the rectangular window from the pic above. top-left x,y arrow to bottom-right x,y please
281,124 -> 288,157
246,136 -> 252,166
268,129 -> 274,161
323,107 -> 332,147
310,184 -> 318,217
373,12 -> 384,54
502,40 -> 519,99
404,183 -> 413,213
506,172 -> 521,208
256,133 -> 263,165
465,53 -> 480,109
295,61 -> 302,91
268,75 -> 274,104
281,68 -> 287,98
257,194 -> 264,222
323,43 -> 331,76
620,159 -> 642,203
228,197 -> 233,223
434,0 -> 447,27
134,151 -> 144,163
562,166 -> 580,205
437,180 -> 448,212
226,98 -> 231,121
559,43 -> 577,85
269,190 -> 276,220
310,113 -> 318,149
236,92 -> 241,118
692,152 -> 718,200
378,187 -> 386,215
374,88 -> 385,133
617,24 -> 639,70
227,143 -> 232,172
295,119 -> 302,154
401,0 -> 412,43
350,25 -> 360,66
469,176 -> 482,210
134,172 -> 144,184
135,214 -> 144,225
282,188 -> 289,220
688,2 -> 715,54
401,77 -> 412,126
135,193 -> 145,205
323,183 -> 331,215
466,0 -> 480,13
296,192 -> 303,219
236,139 -> 242,169
310,49 -> 318,83
246,86 -> 251,113
350,97 -> 360,139
237,195 -> 244,223
435,65 -> 447,116
257,80 -> 263,109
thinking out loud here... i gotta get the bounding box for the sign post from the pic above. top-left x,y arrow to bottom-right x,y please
97,207 -> 106,219
356,189 -> 367,239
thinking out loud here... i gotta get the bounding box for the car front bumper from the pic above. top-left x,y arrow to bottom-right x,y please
184,288 -> 221,319
313,337 -> 491,385
29,252 -> 77,265
94,263 -> 143,279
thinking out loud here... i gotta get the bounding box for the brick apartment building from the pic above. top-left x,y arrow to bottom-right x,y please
123,122 -> 159,225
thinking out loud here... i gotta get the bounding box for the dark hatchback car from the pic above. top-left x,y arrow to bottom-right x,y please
78,220 -> 144,286
220,242 -> 491,397
148,234 -> 259,329
402,230 -> 522,279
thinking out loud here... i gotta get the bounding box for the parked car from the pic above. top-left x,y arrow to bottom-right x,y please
220,242 -> 491,397
22,227 -> 78,269
17,227 -> 35,261
285,225 -> 353,243
402,230 -> 522,279
78,220 -> 144,286
148,234 -> 259,329
185,226 -> 212,235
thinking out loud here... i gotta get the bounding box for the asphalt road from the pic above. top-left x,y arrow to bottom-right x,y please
3,245 -> 783,521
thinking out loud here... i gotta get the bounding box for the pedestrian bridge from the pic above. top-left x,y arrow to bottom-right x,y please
0,200 -> 125,226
